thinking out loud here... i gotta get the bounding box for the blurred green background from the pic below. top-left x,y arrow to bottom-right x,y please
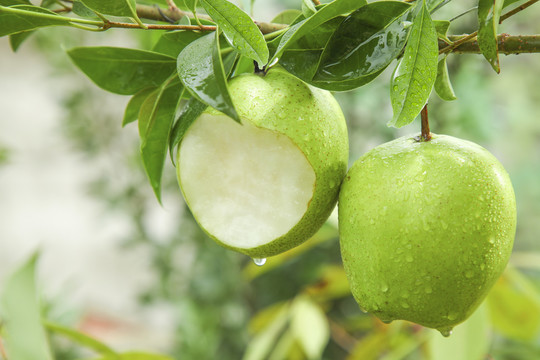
1,1 -> 540,359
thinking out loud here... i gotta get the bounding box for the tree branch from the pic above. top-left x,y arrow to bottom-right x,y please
135,4 -> 287,35
440,35 -> 540,54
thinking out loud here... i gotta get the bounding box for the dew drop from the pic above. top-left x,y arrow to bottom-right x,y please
440,220 -> 448,230
447,312 -> 458,321
439,328 -> 453,337
252,258 -> 266,266
381,283 -> 389,293
401,301 -> 410,309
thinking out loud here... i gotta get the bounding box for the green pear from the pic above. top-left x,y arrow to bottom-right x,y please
177,68 -> 348,259
338,133 -> 516,336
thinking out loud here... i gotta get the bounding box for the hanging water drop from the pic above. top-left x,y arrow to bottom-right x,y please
252,257 -> 266,266
438,328 -> 453,337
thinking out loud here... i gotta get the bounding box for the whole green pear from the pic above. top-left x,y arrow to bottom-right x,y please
338,134 -> 516,336
177,68 -> 348,259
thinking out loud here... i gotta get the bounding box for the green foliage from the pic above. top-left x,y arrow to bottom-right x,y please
200,0 -> 268,66
477,0 -> 504,73
0,255 -> 54,360
389,0 -> 438,128
67,47 -> 177,95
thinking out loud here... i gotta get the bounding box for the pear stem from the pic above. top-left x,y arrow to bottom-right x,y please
420,105 -> 431,142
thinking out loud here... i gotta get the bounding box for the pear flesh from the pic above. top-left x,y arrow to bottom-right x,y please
179,113 -> 316,249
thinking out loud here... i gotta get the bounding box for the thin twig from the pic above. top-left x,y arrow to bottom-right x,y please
103,21 -> 216,32
449,6 -> 477,22
420,105 -> 431,141
500,0 -> 539,22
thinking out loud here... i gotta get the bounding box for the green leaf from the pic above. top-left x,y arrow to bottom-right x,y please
389,0 -> 438,128
177,31 -> 239,122
426,0 -> 449,12
0,5 -> 71,37
434,56 -> 457,101
92,352 -> 174,360
243,303 -> 291,360
45,321 -> 117,356
503,0 -> 523,8
152,30 -> 205,57
0,0 -> 31,5
486,268 -> 540,341
139,77 -> 183,202
433,19 -> 451,42
267,16 -> 384,91
270,0 -> 368,64
302,0 -> 317,18
314,0 -> 412,82
72,0 -> 98,18
81,0 -> 139,19
168,97 -> 207,164
200,0 -> 268,66
123,87 -> 156,126
290,296 -> 329,360
183,0 -> 198,13
428,303 -> 491,360
0,254 -> 54,360
9,30 -> 34,51
477,0 -> 504,73
271,9 -> 302,25
67,47 -> 176,95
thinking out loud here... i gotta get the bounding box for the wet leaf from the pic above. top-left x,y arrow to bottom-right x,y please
139,77 -> 183,202
477,0 -> 504,73
0,254 -> 54,360
434,56 -> 457,101
0,5 -> 71,37
67,47 -> 176,95
123,87 -> 156,126
177,31 -> 239,122
168,97 -> 207,164
200,0 -> 268,66
314,0 -> 412,82
389,0 -> 438,128
270,0 -> 367,64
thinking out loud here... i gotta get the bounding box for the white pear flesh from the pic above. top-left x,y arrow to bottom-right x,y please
179,113 -> 316,249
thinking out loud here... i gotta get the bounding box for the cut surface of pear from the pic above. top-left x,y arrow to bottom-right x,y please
179,114 -> 316,249
177,68 -> 348,258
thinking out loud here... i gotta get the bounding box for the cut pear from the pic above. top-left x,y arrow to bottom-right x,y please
176,68 -> 348,258
179,114 -> 316,249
